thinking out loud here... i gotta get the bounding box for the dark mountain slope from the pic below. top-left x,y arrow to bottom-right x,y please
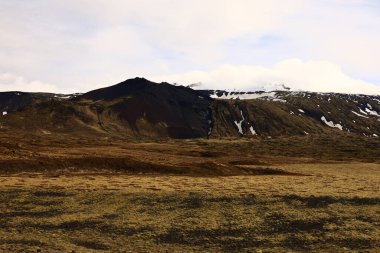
0,78 -> 379,139
78,77 -> 153,100
75,77 -> 213,138
0,92 -> 56,113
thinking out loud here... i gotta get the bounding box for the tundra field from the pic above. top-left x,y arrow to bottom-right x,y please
0,135 -> 379,252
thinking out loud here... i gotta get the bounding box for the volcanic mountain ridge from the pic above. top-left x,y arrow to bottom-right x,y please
0,77 -> 379,139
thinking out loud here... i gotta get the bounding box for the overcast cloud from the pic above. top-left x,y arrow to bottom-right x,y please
0,0 -> 379,94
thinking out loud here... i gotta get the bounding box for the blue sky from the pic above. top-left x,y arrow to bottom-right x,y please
0,0 -> 380,94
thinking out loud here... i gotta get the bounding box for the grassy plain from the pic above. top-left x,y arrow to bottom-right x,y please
0,135 -> 379,252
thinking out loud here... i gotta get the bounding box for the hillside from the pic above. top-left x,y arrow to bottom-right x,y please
206,90 -> 380,138
0,77 -> 379,139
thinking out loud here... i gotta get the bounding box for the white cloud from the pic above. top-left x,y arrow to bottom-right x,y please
0,1 -> 305,86
152,59 -> 380,95
0,73 -> 60,93
0,0 -> 379,94
280,0 -> 380,78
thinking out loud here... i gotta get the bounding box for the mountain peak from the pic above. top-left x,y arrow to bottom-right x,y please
121,77 -> 150,83
78,77 -> 156,100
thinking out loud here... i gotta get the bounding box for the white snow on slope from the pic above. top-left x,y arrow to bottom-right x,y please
249,126 -> 257,136
351,111 -> 369,118
210,91 -> 286,102
298,109 -> 305,113
53,93 -> 82,100
321,116 -> 343,130
359,108 -> 368,115
54,95 -> 73,99
210,91 -> 273,99
365,108 -> 380,117
2,111 -> 7,116
234,110 -> 245,134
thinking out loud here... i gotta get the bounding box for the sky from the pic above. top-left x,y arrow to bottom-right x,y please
0,0 -> 380,94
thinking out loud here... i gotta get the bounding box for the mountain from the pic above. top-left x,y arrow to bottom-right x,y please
0,91 -> 55,113
75,77 -> 212,138
204,89 -> 380,138
0,77 -> 379,139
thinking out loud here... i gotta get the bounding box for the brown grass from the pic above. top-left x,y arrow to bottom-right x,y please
0,133 -> 379,175
0,162 -> 379,252
0,135 -> 379,252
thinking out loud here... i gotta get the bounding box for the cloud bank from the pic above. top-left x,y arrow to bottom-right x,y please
0,73 -> 60,93
0,0 -> 379,94
153,59 -> 380,95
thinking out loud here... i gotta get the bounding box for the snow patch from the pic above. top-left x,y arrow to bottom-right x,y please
249,126 -> 257,136
272,98 -> 287,102
234,110 -> 245,135
365,108 -> 380,117
351,111 -> 369,119
321,116 -> 343,130
298,109 -> 305,113
359,108 -> 368,115
2,111 -> 7,116
54,94 -> 80,100
210,91 -> 286,102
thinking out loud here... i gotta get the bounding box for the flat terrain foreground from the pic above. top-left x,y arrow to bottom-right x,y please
0,162 -> 379,252
0,136 -> 380,252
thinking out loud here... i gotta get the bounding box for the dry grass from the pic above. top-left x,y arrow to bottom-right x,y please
0,136 -> 379,252
0,162 -> 379,252
1,134 -> 380,175
1,162 -> 379,198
